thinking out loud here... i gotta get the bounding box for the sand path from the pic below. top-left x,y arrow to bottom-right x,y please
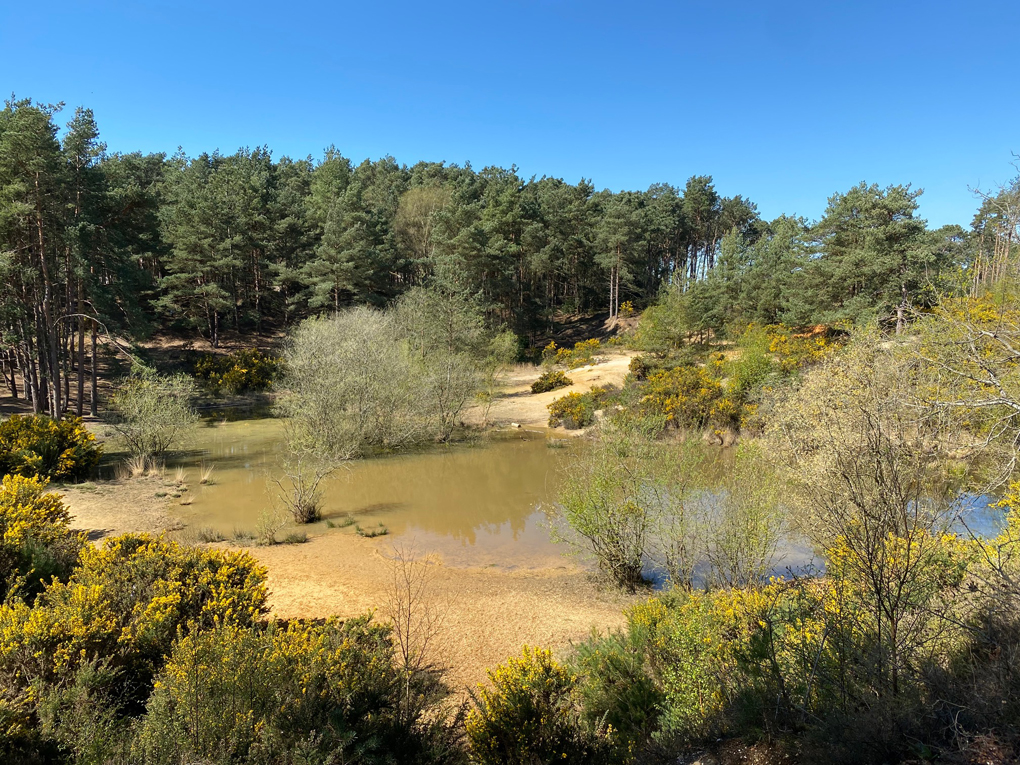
465,350 -> 639,432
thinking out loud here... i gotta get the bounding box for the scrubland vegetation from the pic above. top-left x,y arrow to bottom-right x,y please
4,95 -> 1020,763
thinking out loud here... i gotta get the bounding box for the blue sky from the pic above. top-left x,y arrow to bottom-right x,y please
3,0 -> 1018,228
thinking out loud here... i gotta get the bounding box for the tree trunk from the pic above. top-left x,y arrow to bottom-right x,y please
895,282 -> 907,335
77,302 -> 86,417
90,321 -> 98,417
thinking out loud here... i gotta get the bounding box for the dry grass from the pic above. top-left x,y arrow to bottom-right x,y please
199,463 -> 215,485
120,454 -> 148,479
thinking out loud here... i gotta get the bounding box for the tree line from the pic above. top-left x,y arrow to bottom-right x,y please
3,96 -> 1014,417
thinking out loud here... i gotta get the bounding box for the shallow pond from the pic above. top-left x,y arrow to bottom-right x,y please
166,418 -> 573,569
154,416 -> 1004,579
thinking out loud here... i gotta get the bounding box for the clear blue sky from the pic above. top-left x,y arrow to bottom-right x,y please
4,0 -> 1018,228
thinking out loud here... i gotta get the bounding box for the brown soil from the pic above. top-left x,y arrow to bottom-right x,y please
248,533 -> 634,691
466,349 -> 639,433
61,476 -> 636,692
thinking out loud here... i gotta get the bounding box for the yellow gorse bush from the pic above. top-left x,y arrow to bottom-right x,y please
760,324 -> 840,373
548,392 -> 596,429
544,338 -> 602,369
640,366 -> 724,429
0,534 -> 268,689
467,645 -> 613,765
0,415 -> 100,481
195,348 -> 281,394
0,474 -> 74,559
139,616 -> 398,763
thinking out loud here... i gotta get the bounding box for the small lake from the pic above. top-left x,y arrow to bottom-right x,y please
154,416 -> 1006,580
166,418 -> 573,569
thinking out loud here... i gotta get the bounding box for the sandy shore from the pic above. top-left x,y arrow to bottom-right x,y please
60,481 -> 634,690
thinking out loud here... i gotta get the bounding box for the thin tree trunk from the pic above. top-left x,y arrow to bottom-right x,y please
90,321 -> 98,417
77,295 -> 86,417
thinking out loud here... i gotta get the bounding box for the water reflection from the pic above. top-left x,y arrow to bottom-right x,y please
167,419 -> 570,568
160,416 -> 1006,579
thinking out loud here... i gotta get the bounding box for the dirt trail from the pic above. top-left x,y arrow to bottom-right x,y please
466,350 -> 638,432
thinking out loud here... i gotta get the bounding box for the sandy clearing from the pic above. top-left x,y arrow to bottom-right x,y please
466,350 -> 639,432
60,475 -> 184,538
249,533 -> 634,690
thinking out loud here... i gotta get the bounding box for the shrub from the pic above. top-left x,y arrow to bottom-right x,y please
0,415 -> 100,481
548,392 -> 595,429
541,341 -> 560,365
572,628 -> 663,754
640,366 -> 724,429
0,533 -> 269,733
628,355 -> 650,380
107,373 -> 198,461
727,329 -> 776,402
531,370 -> 572,394
466,646 -> 613,765
762,324 -> 842,373
555,424 -> 685,589
138,617 -> 443,765
557,338 -> 601,368
0,474 -> 83,602
194,348 -> 281,394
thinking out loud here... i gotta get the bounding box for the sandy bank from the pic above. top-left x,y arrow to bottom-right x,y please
60,476 -> 635,691
465,350 -> 639,432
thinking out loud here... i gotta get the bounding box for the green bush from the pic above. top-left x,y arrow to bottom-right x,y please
0,415 -> 100,481
548,392 -> 596,429
0,474 -> 83,603
108,373 -> 198,461
531,370 -> 573,394
194,348 -> 281,394
466,646 -> 613,765
572,628 -> 663,754
0,533 -> 269,742
138,617 -> 443,765
628,355 -> 651,380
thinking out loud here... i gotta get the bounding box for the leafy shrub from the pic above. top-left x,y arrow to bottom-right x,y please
727,329 -> 776,401
572,628 -> 663,754
541,340 -> 560,365
0,415 -> 100,481
640,366 -> 724,429
548,392 -> 596,429
619,301 -> 635,318
0,534 -> 269,744
762,324 -> 842,373
195,348 -> 282,394
466,646 -> 613,765
628,355 -> 650,380
558,338 -> 601,368
531,370 -> 573,394
108,373 -> 198,461
139,616 -> 441,765
0,474 -> 83,602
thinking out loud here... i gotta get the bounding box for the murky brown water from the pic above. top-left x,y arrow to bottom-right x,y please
155,417 -> 855,578
167,419 -> 572,569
